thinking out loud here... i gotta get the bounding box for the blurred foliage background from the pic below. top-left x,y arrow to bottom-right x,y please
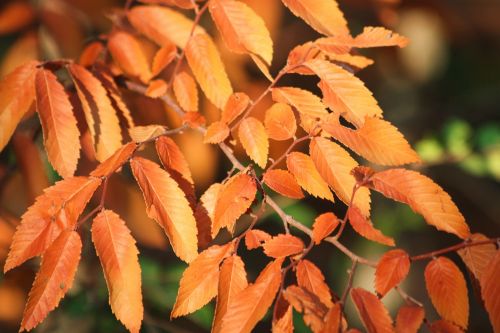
0,0 -> 498,332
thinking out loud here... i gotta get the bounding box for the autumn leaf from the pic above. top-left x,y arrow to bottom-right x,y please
221,92 -> 250,124
296,259 -> 333,307
145,79 -> 168,98
351,288 -> 394,333
425,257 -> 469,329
375,249 -> 410,296
4,177 -> 101,272
263,169 -> 304,199
395,305 -> 424,333
457,233 -> 496,282
173,71 -> 198,112
20,230 -> 82,332
309,137 -> 371,215
212,255 -> 248,333
238,117 -> 269,168
107,30 -> 152,83
283,285 -> 328,332
129,125 -> 166,142
200,183 -> 223,222
156,136 -> 194,185
209,0 -> 273,65
91,210 -> 143,333
130,157 -> 198,262
280,0 -> 348,36
348,206 -> 395,246
305,59 -> 382,128
328,53 -> 374,70
321,304 -> 343,333
151,43 -> 177,76
68,64 -> 122,161
185,33 -> 233,109
172,242 -> 234,317
272,304 -> 293,333
428,320 -> 463,333
0,61 -> 38,151
204,121 -> 230,144
312,212 -> 339,244
213,173 -> 257,237
367,168 -> 470,239
183,111 -> 206,129
264,103 -> 297,141
322,116 -> 420,166
286,152 -> 334,201
35,68 -> 80,178
480,251 -> 500,333
127,5 -> 206,48
263,234 -> 305,258
244,229 -> 271,250
220,259 -> 283,333
91,142 -> 137,177
353,27 -> 409,48
272,86 -> 328,119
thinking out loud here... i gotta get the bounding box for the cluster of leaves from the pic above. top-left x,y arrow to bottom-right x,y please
0,0 -> 498,332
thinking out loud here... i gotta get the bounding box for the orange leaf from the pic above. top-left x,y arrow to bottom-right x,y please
309,137 -> 371,215
395,305 -> 424,333
322,116 -> 420,166
305,59 -> 382,128
185,33 -> 233,109
296,259 -> 333,307
280,0 -> 348,36
244,229 -> 271,250
204,121 -> 230,144
312,212 -> 339,244
264,103 -> 297,141
129,125 -> 167,142
200,182 -> 223,222
68,64 -> 122,161
145,79 -> 168,98
353,27 -> 409,48
151,43 -> 177,76
212,255 -> 248,333
457,233 -> 496,282
287,152 -> 334,201
263,169 -> 304,199
221,92 -> 250,124
127,6 -> 206,48
429,320 -> 463,333
182,111 -> 206,128
263,234 -> 304,258
0,2 -> 35,35
321,303 -> 342,333
172,242 -> 234,317
351,288 -> 394,333
368,168 -> 470,239
156,136 -> 194,185
348,206 -> 395,246
272,304 -> 293,333
79,41 -> 104,67
283,285 -> 328,332
107,30 -> 152,83
272,86 -> 328,119
220,259 -> 283,333
20,230 -> 81,332
425,257 -> 469,329
35,68 -> 80,178
213,173 -> 257,237
375,249 -> 410,296
91,210 -> 143,333
329,53 -> 374,69
238,117 -> 269,168
4,176 -> 101,272
286,42 -> 325,73
480,251 -> 500,333
173,71 -> 198,112
209,0 -> 273,65
130,157 -> 198,262
91,142 -> 137,177
0,61 -> 38,151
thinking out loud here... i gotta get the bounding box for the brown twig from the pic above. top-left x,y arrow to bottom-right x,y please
340,259 -> 358,305
394,285 -> 423,307
410,237 -> 500,261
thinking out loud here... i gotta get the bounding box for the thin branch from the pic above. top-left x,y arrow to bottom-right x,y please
410,237 -> 500,261
266,134 -> 311,171
394,285 -> 423,307
340,259 -> 358,305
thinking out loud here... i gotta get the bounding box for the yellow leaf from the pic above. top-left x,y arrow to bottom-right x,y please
145,79 -> 168,98
221,92 -> 250,124
204,121 -> 230,144
151,42 -> 177,76
353,27 -> 409,48
185,34 -> 233,109
92,210 -> 143,333
238,117 -> 269,168
272,86 -> 328,119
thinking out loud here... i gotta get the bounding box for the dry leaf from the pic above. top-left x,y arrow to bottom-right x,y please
264,103 -> 297,141
263,234 -> 305,258
395,305 -> 424,333
351,288 -> 394,333
238,117 -> 269,168
287,152 -> 334,201
221,92 -> 250,124
173,71 -> 198,112
244,229 -> 271,250
263,169 -> 304,199
296,259 -> 333,307
375,249 -> 410,296
312,212 -> 339,244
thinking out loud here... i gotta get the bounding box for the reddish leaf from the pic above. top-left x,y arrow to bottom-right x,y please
20,231 -> 82,332
375,249 -> 410,296
92,210 -> 143,333
429,320 -> 463,333
91,142 -> 137,177
348,206 -> 395,246
239,117 -> 269,168
213,173 -> 257,236
350,288 -> 394,333
321,303 -> 342,333
287,152 -> 334,201
173,71 -> 198,112
263,234 -> 304,258
263,169 -> 304,199
156,136 -> 194,185
312,212 -> 339,244
425,257 -> 469,329
244,229 -> 271,250
212,255 -> 248,333
221,92 -> 249,124
283,285 -> 328,332
220,259 -> 283,333
395,305 -> 424,333
172,242 -> 234,317
272,304 -> 293,333
264,103 -> 297,141
296,259 -> 333,307
457,233 -> 496,282
481,251 -> 500,333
